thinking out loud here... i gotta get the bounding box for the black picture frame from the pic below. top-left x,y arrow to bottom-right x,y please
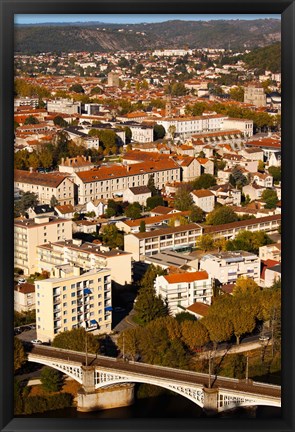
1,1 -> 294,431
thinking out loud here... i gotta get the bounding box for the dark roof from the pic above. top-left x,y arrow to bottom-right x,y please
203,214 -> 281,235
29,205 -> 54,214
129,186 -> 151,195
15,170 -> 69,188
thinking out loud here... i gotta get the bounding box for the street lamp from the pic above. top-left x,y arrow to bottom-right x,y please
208,350 -> 212,389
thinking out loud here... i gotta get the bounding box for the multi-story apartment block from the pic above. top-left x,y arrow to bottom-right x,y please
259,243 -> 281,262
58,156 -> 95,174
37,239 -> 132,286
47,98 -> 81,114
107,72 -> 120,87
118,123 -> 153,143
221,118 -> 253,137
73,160 -> 181,203
200,251 -> 261,284
14,170 -> 75,206
157,114 -> 226,140
14,216 -> 73,275
155,271 -> 213,316
124,223 -> 203,261
36,265 -> 112,342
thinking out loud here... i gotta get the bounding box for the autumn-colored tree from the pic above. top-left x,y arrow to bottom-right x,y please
230,304 -> 256,345
181,320 -> 209,349
189,205 -> 205,223
52,328 -> 99,354
192,174 -> 216,190
14,337 -> 27,372
196,234 -> 215,252
174,185 -> 194,211
202,315 -> 233,348
40,367 -> 64,392
117,328 -> 141,360
206,206 -> 238,225
233,277 -> 260,296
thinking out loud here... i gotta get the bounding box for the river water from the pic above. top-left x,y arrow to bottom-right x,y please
26,392 -> 281,419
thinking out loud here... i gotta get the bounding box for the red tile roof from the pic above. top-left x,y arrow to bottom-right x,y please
164,271 -> 209,284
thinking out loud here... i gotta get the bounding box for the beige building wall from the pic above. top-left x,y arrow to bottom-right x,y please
14,217 -> 72,275
36,266 -> 112,342
14,177 -> 74,205
14,287 -> 35,312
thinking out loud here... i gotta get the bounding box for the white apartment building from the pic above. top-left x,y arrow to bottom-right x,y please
37,239 -> 132,286
126,124 -> 154,143
124,223 -> 203,261
14,283 -> 35,313
123,186 -> 152,206
259,243 -> 281,262
14,170 -> 75,206
36,266 -> 112,342
252,172 -> 273,188
155,271 -> 213,316
191,189 -> 215,213
153,49 -> 193,56
157,114 -> 226,139
47,98 -> 81,114
14,216 -> 73,275
200,251 -> 261,284
73,160 -> 181,203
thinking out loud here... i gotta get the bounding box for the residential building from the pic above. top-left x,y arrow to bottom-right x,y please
191,189 -> 215,213
221,118 -> 254,137
14,282 -> 35,312
209,184 -> 241,206
264,263 -> 281,288
123,186 -> 152,206
47,98 -> 81,114
14,170 -> 75,206
242,183 -> 266,201
124,223 -> 202,261
244,82 -> 267,107
85,199 -> 108,217
155,271 -> 213,316
35,265 -> 112,342
252,172 -> 273,188
58,155 -> 95,174
73,160 -> 181,203
55,204 -> 75,219
37,239 -> 132,285
107,72 -> 120,87
14,216 -> 73,275
200,251 -> 261,284
259,243 -> 281,262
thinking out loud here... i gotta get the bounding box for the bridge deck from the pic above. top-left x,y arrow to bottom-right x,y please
29,346 -> 281,399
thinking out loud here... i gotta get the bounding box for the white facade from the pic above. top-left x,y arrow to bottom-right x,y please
200,251 -> 260,284
155,271 -> 213,316
191,190 -> 215,213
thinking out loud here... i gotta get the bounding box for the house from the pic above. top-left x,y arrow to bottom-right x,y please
186,302 -> 210,319
261,260 -> 281,288
209,184 -> 241,206
86,199 -> 108,217
150,206 -> 179,217
58,155 -> 95,173
55,204 -> 75,219
200,251 -> 261,284
191,189 -> 215,213
259,243 -> 281,262
242,183 -> 266,201
252,172 -> 273,188
123,186 -> 152,206
14,282 -> 35,312
27,205 -> 55,219
155,271 -> 213,316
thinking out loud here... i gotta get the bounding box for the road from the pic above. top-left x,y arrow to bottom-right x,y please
28,346 -> 281,400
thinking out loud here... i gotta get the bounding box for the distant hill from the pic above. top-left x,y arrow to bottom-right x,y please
15,19 -> 281,54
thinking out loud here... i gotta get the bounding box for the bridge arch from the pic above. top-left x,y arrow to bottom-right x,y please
28,356 -> 83,384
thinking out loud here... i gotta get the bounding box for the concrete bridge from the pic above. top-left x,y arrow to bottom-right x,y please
27,345 -> 281,414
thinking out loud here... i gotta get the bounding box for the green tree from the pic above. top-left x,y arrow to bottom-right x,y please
258,160 -> 265,173
40,367 -> 64,392
268,166 -> 281,183
50,195 -> 59,207
28,152 -> 40,169
192,174 -> 217,190
139,220 -> 146,232
101,224 -> 124,249
38,147 -> 53,169
261,189 -> 278,209
175,312 -> 196,323
117,328 -> 141,360
229,86 -> 245,102
225,354 -> 247,379
226,230 -> 272,254
147,175 -> 158,196
14,192 -> 39,216
124,202 -> 142,219
229,166 -> 248,188
14,337 -> 27,372
134,287 -> 169,326
69,83 -> 84,93
124,126 -> 132,144
53,116 -> 68,128
174,185 -> 194,211
230,304 -> 256,345
140,265 -> 166,291
206,206 -> 238,225
196,234 -> 215,252
24,115 -> 39,125
233,277 -> 260,296
153,124 -> 166,141
189,205 -> 205,223
52,328 -> 99,353
135,63 -> 144,75
146,195 -> 164,210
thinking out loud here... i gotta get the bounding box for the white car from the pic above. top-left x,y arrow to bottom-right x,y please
18,278 -> 26,284
31,339 -> 42,345
259,335 -> 270,342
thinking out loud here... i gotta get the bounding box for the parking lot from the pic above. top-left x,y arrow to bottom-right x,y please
15,326 -> 37,342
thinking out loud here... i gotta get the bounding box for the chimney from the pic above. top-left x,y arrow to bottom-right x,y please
127,165 -> 130,172
29,167 -> 33,173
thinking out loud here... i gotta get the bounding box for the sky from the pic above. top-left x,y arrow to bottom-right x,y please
15,14 -> 280,25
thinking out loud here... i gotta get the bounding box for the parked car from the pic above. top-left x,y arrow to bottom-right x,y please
114,307 -> 125,313
14,328 -> 22,335
18,278 -> 26,284
31,339 -> 42,345
29,324 -> 36,330
259,335 -> 270,342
